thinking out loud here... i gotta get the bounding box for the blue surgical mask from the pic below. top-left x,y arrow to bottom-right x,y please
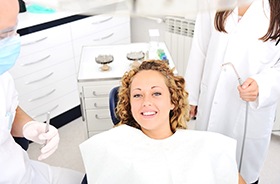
0,34 -> 21,75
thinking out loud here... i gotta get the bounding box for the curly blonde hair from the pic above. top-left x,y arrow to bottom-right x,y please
116,60 -> 190,132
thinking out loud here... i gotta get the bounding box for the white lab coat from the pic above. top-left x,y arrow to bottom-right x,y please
185,0 -> 280,182
0,72 -> 83,184
80,125 -> 239,184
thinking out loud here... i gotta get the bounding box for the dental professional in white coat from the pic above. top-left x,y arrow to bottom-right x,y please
0,0 -> 84,183
184,0 -> 280,183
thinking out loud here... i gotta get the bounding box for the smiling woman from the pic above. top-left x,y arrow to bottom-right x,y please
117,59 -> 188,138
80,60 -> 245,184
129,69 -> 176,139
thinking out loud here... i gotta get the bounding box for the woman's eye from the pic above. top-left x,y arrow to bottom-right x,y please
153,92 -> 162,96
133,94 -> 141,98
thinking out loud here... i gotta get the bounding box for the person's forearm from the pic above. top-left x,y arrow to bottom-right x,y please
11,106 -> 33,137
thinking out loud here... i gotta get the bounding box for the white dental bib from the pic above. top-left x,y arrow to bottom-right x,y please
80,124 -> 239,184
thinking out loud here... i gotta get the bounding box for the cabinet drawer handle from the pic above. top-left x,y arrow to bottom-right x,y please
21,55 -> 51,66
25,72 -> 54,85
29,89 -> 56,102
33,104 -> 59,119
92,33 -> 114,41
22,36 -> 48,46
94,103 -> 108,108
91,16 -> 113,24
95,114 -> 110,120
92,91 -> 108,97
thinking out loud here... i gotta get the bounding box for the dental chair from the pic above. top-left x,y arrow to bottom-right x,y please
81,85 -> 121,184
108,86 -> 120,125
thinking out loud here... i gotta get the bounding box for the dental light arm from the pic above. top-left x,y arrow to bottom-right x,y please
24,0 -> 255,17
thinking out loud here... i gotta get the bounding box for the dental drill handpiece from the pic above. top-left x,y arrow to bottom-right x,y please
222,62 -> 248,172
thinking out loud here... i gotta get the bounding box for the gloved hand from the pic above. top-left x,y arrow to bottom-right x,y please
23,121 -> 60,160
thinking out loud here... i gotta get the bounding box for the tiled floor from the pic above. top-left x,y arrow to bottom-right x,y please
27,117 -> 280,184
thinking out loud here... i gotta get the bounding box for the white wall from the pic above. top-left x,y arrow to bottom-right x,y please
130,16 -> 165,43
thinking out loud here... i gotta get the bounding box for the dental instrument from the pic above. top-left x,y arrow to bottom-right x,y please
42,111 -> 51,147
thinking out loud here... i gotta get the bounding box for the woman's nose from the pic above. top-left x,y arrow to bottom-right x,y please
142,96 -> 152,106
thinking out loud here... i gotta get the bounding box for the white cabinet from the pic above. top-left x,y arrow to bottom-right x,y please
78,43 -> 176,138
79,80 -> 120,137
12,12 -> 131,123
71,12 -> 131,73
10,23 -> 79,122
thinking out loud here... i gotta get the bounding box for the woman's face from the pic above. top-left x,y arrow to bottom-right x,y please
130,70 -> 174,139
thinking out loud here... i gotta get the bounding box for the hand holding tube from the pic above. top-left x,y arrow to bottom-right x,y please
23,121 -> 60,160
237,78 -> 259,102
222,63 -> 259,102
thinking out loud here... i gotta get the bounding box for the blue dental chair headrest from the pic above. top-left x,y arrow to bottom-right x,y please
109,86 -> 120,125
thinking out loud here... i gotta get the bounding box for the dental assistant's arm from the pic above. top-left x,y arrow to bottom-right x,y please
11,106 -> 33,137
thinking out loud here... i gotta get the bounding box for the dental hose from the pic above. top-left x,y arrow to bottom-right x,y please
235,71 -> 249,173
239,101 -> 248,172
222,62 -> 248,172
